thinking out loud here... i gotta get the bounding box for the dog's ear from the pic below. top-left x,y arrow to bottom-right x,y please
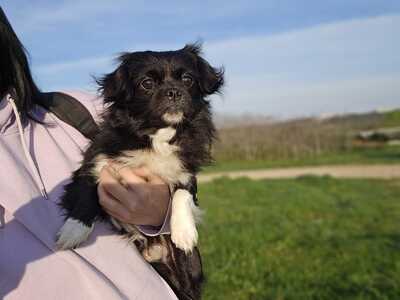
183,44 -> 224,96
97,53 -> 131,103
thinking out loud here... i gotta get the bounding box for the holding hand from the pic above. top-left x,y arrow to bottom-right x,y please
98,164 -> 170,227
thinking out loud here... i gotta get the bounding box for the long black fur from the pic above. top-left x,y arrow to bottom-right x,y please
59,44 -> 223,299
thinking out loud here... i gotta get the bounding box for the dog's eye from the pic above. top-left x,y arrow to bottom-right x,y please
182,74 -> 193,88
140,78 -> 154,90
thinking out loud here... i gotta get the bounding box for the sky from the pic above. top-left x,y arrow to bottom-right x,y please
2,1 -> 400,118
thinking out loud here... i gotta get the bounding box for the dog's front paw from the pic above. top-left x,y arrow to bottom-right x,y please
170,189 -> 198,253
56,218 -> 94,250
171,217 -> 198,254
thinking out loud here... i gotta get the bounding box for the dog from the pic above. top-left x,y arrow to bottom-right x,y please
56,43 -> 224,299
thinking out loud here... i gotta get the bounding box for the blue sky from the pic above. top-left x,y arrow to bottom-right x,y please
2,1 -> 400,118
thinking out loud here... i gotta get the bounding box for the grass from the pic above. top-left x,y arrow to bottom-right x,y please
198,177 -> 400,300
383,109 -> 400,127
203,146 -> 400,173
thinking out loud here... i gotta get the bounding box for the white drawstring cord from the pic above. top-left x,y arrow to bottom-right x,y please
7,95 -> 48,199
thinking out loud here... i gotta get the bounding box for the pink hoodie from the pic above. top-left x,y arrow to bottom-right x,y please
0,91 -> 177,299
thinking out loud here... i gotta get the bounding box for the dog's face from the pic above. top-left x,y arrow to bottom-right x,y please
100,44 -> 223,125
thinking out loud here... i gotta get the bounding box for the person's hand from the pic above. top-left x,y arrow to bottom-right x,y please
97,164 -> 170,227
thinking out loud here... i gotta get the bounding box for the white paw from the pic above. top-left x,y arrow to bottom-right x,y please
170,189 -> 198,253
56,218 -> 94,250
171,219 -> 198,253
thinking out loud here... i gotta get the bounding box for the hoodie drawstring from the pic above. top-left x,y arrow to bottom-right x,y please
7,95 -> 48,199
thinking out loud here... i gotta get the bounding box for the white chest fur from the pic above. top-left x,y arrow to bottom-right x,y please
67,126 -> 199,254
92,127 -> 190,185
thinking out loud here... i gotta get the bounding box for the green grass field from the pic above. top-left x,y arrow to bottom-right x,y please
383,109 -> 400,127
204,146 -> 400,173
198,177 -> 400,300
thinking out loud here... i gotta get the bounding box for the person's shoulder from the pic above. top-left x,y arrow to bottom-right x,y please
61,90 -> 104,122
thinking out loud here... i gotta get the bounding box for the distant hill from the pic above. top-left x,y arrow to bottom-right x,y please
212,108 -> 400,163
215,108 -> 400,129
214,113 -> 275,128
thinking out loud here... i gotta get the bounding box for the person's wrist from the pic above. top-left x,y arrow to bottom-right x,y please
150,184 -> 170,226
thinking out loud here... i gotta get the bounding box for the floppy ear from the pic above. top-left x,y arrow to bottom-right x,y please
97,53 -> 131,103
183,44 -> 224,95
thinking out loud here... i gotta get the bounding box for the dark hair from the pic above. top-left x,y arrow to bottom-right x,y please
0,6 -> 40,120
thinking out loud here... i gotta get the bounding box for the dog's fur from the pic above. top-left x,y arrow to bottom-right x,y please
56,44 -> 223,300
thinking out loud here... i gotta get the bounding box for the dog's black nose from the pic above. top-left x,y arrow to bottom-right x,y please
166,88 -> 182,101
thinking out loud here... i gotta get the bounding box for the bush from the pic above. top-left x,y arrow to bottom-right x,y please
213,112 -> 386,162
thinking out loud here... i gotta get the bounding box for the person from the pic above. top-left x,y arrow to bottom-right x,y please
0,7 -> 177,299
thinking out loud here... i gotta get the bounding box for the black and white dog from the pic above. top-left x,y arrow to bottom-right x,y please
56,44 -> 223,299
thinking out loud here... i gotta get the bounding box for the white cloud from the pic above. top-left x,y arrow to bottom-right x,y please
33,14 -> 400,117
205,14 -> 400,116
218,76 -> 400,118
7,0 -> 264,34
35,56 -> 112,75
205,14 -> 399,79
33,41 -> 182,75
6,0 -> 132,32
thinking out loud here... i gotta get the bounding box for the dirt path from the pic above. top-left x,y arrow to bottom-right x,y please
198,164 -> 400,183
